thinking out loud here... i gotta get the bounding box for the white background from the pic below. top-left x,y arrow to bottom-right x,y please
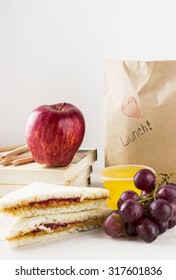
1,0 -> 176,171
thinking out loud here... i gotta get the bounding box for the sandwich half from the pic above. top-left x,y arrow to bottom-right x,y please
6,208 -> 111,248
0,182 -> 109,217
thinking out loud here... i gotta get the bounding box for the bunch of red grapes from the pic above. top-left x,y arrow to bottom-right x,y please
103,169 -> 176,243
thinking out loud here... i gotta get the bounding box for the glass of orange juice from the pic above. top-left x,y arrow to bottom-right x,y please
100,165 -> 155,210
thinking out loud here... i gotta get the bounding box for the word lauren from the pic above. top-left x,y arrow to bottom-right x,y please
120,120 -> 152,147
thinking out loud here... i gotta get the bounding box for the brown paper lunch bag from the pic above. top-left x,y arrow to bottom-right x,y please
104,60 -> 176,174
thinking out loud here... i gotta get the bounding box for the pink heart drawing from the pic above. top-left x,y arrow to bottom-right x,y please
121,97 -> 142,118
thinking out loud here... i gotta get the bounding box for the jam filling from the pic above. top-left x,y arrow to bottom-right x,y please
28,197 -> 81,208
31,222 -> 70,234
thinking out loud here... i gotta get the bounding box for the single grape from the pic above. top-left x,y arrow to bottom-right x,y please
136,218 -> 159,243
168,200 -> 176,229
103,212 -> 124,237
171,200 -> 176,220
119,199 -> 144,224
134,169 -> 156,192
148,199 -> 173,223
117,190 -> 139,209
124,223 -> 137,236
155,221 -> 168,234
157,184 -> 176,203
168,219 -> 176,229
140,190 -> 151,198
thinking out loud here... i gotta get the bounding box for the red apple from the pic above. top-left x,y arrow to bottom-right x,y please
25,102 -> 85,167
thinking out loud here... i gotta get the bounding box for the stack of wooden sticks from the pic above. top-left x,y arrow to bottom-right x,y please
0,144 -> 34,166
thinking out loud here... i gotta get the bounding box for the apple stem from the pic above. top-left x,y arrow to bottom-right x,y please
59,103 -> 66,111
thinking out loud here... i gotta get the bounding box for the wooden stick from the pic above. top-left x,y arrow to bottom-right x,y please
12,155 -> 34,166
0,158 -> 14,166
0,144 -> 25,152
4,145 -> 29,159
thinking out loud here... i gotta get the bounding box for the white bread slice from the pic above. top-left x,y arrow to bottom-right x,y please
6,208 -> 112,248
8,223 -> 101,249
0,182 -> 109,217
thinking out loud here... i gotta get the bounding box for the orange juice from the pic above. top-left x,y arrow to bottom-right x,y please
100,165 -> 155,210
